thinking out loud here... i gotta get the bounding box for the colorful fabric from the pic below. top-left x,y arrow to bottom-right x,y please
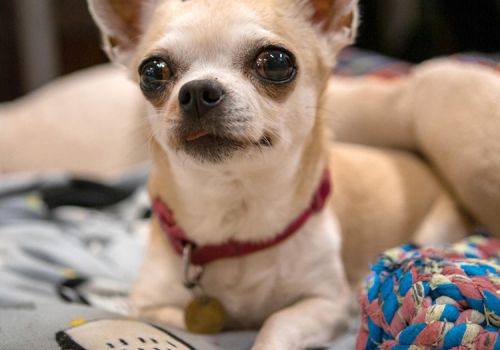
450,54 -> 500,73
357,236 -> 500,350
334,48 -> 411,78
335,48 -> 500,79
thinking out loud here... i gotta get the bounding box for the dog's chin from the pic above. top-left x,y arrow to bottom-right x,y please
182,134 -> 245,163
176,133 -> 273,163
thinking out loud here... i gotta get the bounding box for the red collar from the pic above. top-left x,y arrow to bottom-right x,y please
152,170 -> 332,265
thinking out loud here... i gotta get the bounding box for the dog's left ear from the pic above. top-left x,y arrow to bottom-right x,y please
87,0 -> 157,64
304,0 -> 359,52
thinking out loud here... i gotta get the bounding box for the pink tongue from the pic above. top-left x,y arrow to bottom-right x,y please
186,130 -> 209,142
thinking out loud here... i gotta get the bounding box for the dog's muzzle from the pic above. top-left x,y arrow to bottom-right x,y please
175,79 -> 242,162
174,79 -> 271,163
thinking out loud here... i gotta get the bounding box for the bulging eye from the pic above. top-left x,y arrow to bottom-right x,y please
254,49 -> 296,83
139,58 -> 171,94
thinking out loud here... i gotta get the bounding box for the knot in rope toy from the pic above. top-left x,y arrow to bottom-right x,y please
357,236 -> 500,350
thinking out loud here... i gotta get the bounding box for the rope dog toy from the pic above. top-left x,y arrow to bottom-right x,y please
357,235 -> 500,350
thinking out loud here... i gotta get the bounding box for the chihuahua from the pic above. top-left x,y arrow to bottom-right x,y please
88,0 -> 468,349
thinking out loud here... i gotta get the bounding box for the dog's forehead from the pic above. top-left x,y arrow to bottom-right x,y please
146,0 -> 293,62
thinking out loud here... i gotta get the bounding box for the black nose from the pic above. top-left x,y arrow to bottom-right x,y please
178,79 -> 225,119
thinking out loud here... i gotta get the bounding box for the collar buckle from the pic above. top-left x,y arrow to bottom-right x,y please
182,243 -> 204,289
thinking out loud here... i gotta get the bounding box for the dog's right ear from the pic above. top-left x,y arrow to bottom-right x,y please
87,0 -> 156,64
301,0 -> 359,54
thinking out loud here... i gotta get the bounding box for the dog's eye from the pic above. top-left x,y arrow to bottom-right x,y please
254,49 -> 296,83
139,58 -> 171,94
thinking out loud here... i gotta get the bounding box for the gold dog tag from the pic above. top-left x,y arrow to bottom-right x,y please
185,296 -> 226,334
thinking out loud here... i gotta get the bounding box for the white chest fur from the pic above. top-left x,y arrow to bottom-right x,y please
201,209 -> 345,328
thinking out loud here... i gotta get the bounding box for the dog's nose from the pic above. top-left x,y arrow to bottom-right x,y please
178,79 -> 225,119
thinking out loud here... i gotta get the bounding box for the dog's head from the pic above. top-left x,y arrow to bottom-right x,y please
89,0 -> 358,165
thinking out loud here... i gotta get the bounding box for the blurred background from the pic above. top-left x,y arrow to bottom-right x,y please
1,0 -> 499,102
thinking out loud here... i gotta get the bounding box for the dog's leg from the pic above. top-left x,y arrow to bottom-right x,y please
129,221 -> 190,330
251,295 -> 350,350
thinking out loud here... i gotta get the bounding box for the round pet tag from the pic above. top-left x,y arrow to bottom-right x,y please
185,296 -> 226,334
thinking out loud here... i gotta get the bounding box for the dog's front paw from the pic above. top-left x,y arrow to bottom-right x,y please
250,343 -> 282,350
132,305 -> 186,330
250,338 -> 297,350
251,342 -> 328,350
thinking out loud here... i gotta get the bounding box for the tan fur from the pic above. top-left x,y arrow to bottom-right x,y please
329,143 -> 469,285
327,61 -> 500,235
87,0 -> 468,348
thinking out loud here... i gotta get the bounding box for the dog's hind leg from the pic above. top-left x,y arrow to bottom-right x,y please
412,192 -> 470,247
326,62 -> 500,236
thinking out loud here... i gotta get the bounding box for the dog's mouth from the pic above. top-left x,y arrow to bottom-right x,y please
179,129 -> 273,162
185,130 -> 211,142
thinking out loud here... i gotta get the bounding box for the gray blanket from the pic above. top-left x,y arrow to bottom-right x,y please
0,168 -> 356,350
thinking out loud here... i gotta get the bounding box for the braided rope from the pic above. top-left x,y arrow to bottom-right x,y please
356,235 -> 500,350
